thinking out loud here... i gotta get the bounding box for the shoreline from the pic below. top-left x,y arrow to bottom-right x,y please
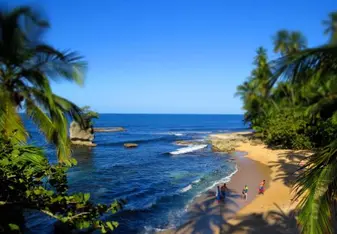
160,131 -> 308,234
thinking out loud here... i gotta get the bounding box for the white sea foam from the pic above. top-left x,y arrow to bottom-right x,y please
204,165 -> 239,192
143,226 -> 175,234
180,184 -> 192,193
183,165 -> 239,211
170,144 -> 208,155
192,178 -> 201,184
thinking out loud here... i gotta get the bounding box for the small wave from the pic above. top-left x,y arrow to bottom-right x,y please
143,225 -> 175,234
204,165 -> 238,192
153,132 -> 185,136
180,184 -> 192,193
192,178 -> 201,184
170,144 -> 208,155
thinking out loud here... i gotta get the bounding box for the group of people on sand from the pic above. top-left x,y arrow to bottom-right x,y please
215,180 -> 266,202
216,183 -> 228,202
241,179 -> 266,200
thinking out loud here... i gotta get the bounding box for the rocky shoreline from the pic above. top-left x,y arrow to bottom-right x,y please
210,131 -> 252,153
94,127 -> 125,132
69,121 -> 126,147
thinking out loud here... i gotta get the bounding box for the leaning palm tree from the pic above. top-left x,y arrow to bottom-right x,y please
270,42 -> 337,234
0,6 -> 87,164
322,11 -> 337,44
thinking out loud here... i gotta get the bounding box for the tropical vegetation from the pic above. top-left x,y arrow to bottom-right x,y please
236,10 -> 337,234
80,105 -> 99,128
0,5 -> 123,233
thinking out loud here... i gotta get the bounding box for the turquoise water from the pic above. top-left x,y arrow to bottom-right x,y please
25,114 -> 247,233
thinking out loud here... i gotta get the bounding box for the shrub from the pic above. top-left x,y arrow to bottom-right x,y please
262,110 -> 312,149
0,134 -> 124,233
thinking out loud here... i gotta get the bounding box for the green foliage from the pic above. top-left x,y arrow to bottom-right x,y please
273,30 -> 307,55
322,11 -> 337,44
0,6 -> 124,233
237,11 -> 337,234
0,5 -> 87,164
235,46 -> 271,126
263,110 -> 312,150
0,134 -> 125,233
81,106 -> 99,128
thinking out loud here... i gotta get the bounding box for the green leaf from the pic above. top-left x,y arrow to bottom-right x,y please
106,221 -> 113,230
112,221 -> 118,228
331,111 -> 337,124
84,193 -> 90,202
34,189 -> 41,195
70,157 -> 77,166
9,223 -> 20,231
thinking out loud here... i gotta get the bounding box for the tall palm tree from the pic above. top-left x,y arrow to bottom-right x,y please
270,42 -> 337,234
322,11 -> 337,44
0,6 -> 87,164
273,30 -> 290,55
288,31 -> 307,54
273,30 -> 307,55
235,47 -> 272,128
251,47 -> 272,96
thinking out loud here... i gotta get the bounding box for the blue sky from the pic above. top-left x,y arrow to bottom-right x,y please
8,0 -> 337,114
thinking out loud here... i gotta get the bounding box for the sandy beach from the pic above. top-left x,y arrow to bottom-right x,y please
161,132 -> 310,234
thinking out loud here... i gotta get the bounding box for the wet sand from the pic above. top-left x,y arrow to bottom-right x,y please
173,152 -> 271,234
160,132 -> 308,234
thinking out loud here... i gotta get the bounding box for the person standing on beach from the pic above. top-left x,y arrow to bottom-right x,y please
259,180 -> 265,195
216,186 -> 222,203
221,183 -> 227,200
242,185 -> 248,200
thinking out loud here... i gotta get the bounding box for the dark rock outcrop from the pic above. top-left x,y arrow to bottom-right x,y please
94,127 -> 125,132
124,143 -> 138,148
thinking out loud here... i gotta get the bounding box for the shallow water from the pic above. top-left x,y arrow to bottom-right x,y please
24,114 -> 247,233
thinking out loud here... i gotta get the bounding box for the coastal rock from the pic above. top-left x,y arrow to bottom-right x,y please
94,127 -> 125,132
124,143 -> 138,148
71,140 -> 97,147
175,140 -> 204,146
69,121 -> 96,147
210,132 -> 252,153
211,136 -> 242,153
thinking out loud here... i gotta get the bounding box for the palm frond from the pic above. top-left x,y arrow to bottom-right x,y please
0,91 -> 28,142
33,45 -> 87,85
25,98 -> 55,140
52,94 -> 85,126
270,44 -> 337,88
294,140 -> 337,234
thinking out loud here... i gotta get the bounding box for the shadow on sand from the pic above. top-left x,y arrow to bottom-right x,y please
175,189 -> 239,234
221,204 -> 299,234
173,188 -> 298,234
268,150 -> 309,187
171,147 -> 307,234
172,187 -> 299,234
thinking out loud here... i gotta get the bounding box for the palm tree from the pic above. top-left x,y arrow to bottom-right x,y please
273,30 -> 307,55
0,6 -> 87,164
322,11 -> 337,44
251,47 -> 272,96
273,30 -> 290,55
270,42 -> 337,234
288,31 -> 307,54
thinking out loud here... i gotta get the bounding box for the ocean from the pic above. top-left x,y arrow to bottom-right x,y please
25,114 -> 247,233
